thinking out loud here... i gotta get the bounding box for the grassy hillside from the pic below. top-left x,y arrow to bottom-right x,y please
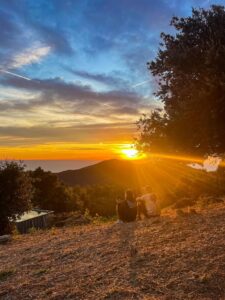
1,202 -> 225,299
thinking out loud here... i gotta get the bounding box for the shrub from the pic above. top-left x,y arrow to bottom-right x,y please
0,161 -> 33,235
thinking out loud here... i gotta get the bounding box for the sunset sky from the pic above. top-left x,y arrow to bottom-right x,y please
0,0 -> 224,161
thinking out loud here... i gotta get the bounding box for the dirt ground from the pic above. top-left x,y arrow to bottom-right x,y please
1,203 -> 225,300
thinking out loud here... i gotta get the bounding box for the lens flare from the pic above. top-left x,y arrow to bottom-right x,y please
122,148 -> 139,158
120,145 -> 146,160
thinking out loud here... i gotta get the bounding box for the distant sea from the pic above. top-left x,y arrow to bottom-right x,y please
21,160 -> 100,172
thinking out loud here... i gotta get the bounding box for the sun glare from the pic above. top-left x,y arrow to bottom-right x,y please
122,148 -> 138,158
121,146 -> 144,160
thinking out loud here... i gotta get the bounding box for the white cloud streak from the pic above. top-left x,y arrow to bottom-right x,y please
0,44 -> 51,81
132,79 -> 151,88
0,70 -> 31,81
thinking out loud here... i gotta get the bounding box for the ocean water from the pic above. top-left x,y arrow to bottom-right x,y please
22,160 -> 100,172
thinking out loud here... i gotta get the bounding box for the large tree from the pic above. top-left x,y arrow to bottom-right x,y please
137,5 -> 225,156
0,161 -> 33,235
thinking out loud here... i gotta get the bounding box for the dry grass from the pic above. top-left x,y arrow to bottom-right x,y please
1,203 -> 225,299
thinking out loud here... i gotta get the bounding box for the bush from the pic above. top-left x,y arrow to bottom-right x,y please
0,161 -> 33,235
30,168 -> 78,213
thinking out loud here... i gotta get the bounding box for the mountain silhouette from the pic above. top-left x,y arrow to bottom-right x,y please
57,158 -> 196,188
57,159 -> 142,186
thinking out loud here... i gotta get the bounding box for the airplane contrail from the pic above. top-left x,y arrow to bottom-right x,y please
0,69 -> 32,81
132,79 -> 151,88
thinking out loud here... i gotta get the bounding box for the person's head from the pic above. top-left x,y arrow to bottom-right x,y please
125,189 -> 134,201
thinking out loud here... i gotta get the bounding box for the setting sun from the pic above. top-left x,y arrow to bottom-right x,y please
122,148 -> 139,159
121,145 -> 145,160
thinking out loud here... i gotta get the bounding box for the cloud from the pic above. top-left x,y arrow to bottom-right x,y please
0,7 -> 52,72
0,2 -> 73,66
31,23 -> 73,55
64,67 -> 129,89
0,122 -> 135,145
0,76 -> 143,108
0,75 -> 155,146
0,44 -> 51,83
0,8 -> 32,67
7,45 -> 51,69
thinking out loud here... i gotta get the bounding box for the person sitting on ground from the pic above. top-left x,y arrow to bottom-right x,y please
116,189 -> 137,223
136,186 -> 160,219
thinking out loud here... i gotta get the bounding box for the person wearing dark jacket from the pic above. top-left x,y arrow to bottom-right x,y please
116,189 -> 137,223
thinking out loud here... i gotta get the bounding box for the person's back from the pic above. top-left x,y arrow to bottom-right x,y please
116,189 -> 137,223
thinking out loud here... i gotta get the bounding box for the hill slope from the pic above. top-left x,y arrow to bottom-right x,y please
57,159 -> 142,186
57,158 -> 196,187
1,203 -> 225,299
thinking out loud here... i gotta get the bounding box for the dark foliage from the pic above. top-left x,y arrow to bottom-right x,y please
0,161 -> 33,234
31,167 -> 123,216
138,5 -> 225,155
78,185 -> 123,217
30,167 -> 78,213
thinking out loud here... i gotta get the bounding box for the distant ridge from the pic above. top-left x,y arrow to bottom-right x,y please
57,158 -> 196,187
57,159 -> 141,186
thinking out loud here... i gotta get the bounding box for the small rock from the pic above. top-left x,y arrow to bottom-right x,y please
0,235 -> 11,244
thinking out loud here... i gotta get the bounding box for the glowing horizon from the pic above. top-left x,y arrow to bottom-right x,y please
0,1 -> 223,161
1,141 -> 223,173
0,142 -> 142,160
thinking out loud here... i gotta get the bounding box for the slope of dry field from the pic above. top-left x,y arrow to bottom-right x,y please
1,203 -> 225,300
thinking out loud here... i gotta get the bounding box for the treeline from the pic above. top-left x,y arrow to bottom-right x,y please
31,166 -> 123,216
0,161 -> 123,234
